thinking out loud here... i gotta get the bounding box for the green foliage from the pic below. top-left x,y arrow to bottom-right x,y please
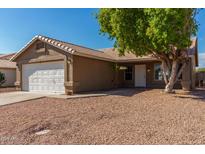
96,9 -> 198,56
0,71 -> 6,86
111,63 -> 120,72
197,68 -> 205,72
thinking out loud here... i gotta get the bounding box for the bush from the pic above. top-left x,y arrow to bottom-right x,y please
196,68 -> 205,72
0,71 -> 6,86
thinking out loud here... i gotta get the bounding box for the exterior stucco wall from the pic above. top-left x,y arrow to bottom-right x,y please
73,55 -> 115,92
191,56 -> 196,89
0,68 -> 16,87
181,57 -> 196,90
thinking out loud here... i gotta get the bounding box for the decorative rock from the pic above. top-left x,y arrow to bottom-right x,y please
35,129 -> 50,135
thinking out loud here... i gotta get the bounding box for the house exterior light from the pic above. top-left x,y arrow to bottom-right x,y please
119,66 -> 128,70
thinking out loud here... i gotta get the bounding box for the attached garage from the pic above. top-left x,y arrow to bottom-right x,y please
22,61 -> 65,93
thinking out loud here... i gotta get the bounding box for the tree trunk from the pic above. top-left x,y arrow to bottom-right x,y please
164,60 -> 178,93
161,60 -> 168,85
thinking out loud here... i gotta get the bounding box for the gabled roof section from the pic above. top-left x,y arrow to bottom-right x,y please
11,35 -> 115,62
11,35 -> 76,61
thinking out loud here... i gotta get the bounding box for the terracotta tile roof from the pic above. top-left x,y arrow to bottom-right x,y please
11,35 -> 115,62
43,36 -> 115,61
0,60 -> 16,69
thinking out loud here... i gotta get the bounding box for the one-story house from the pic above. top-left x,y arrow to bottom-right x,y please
196,71 -> 205,87
0,53 -> 16,87
11,35 -> 198,94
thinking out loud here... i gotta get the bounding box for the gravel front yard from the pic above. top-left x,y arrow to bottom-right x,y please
0,88 -> 205,145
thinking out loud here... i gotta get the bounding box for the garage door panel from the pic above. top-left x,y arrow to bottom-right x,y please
22,61 -> 65,94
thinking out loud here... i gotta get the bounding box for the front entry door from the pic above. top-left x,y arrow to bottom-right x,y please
135,65 -> 146,87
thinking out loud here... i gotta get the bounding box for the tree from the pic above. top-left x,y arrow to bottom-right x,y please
96,8 -> 198,93
0,71 -> 6,87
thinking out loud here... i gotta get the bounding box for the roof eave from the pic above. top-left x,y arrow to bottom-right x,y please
116,58 -> 158,63
0,67 -> 16,69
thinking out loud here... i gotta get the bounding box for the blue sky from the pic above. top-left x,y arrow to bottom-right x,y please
0,8 -> 204,67
0,8 -> 113,53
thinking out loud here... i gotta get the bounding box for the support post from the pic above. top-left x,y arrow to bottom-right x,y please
15,63 -> 21,91
64,55 -> 74,95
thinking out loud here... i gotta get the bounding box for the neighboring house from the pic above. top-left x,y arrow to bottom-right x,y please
0,53 -> 16,60
11,35 -> 198,94
0,54 -> 16,87
196,71 -> 205,87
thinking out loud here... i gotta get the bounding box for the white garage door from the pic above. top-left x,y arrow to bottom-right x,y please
22,61 -> 65,94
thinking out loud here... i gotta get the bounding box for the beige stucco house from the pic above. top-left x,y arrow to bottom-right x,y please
11,35 -> 198,94
0,53 -> 16,87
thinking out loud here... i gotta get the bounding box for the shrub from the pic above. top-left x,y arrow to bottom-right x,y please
197,68 -> 205,73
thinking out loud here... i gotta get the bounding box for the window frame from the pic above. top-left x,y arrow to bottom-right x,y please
124,66 -> 133,81
154,63 -> 163,81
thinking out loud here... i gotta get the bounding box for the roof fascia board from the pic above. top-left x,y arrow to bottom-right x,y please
73,52 -> 116,62
117,58 -> 158,63
10,35 -> 116,63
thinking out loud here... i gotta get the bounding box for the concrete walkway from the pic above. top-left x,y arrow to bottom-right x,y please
48,93 -> 108,99
0,91 -> 46,106
0,91 -> 109,106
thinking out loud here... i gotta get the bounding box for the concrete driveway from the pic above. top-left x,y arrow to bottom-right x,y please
0,91 -> 46,106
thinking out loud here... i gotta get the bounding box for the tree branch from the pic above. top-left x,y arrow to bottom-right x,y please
174,61 -> 187,84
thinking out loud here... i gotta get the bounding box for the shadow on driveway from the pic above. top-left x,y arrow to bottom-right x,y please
79,88 -> 156,97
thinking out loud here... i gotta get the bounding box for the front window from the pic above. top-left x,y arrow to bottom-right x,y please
154,64 -> 163,80
124,66 -> 133,80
